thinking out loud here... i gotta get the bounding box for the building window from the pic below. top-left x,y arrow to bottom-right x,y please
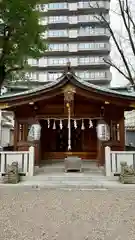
78,42 -> 106,50
78,1 -> 109,9
78,71 -> 90,79
28,58 -> 39,66
48,16 -> 68,23
78,15 -> 90,22
48,30 -> 68,37
48,3 -> 68,9
76,71 -> 106,79
95,42 -> 105,48
48,72 -> 62,81
37,72 -> 48,82
79,57 -> 103,65
25,72 -> 37,81
94,72 -> 106,78
78,1 -> 90,8
94,56 -> 104,63
69,29 -> 78,38
79,27 -> 107,36
78,14 -> 101,22
38,58 -> 47,67
79,57 -> 90,64
90,1 -> 109,8
49,44 -> 68,51
69,16 -> 77,23
68,57 -> 78,66
48,58 -> 67,65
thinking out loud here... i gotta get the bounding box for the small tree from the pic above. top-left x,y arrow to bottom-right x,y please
89,0 -> 135,86
0,0 -> 47,87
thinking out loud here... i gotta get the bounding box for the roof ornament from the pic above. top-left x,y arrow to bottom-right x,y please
67,61 -> 71,73
67,61 -> 75,76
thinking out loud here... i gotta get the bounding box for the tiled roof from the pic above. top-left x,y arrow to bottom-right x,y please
1,69 -> 135,100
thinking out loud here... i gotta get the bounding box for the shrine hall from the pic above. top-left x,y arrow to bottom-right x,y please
0,65 -> 135,166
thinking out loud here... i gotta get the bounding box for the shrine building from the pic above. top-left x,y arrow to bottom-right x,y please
0,65 -> 135,167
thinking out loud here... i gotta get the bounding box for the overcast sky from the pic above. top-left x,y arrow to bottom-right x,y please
110,0 -> 134,87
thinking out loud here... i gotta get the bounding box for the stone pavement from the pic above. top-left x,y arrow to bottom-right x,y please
0,187 -> 135,240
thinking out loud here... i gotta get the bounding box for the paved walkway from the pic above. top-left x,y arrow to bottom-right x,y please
0,187 -> 135,240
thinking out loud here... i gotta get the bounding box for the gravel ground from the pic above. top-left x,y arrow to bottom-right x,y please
0,187 -> 135,240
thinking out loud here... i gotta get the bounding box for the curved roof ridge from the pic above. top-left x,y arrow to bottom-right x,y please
1,66 -> 135,100
0,76 -> 63,99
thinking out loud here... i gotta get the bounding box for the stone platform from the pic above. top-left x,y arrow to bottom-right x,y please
18,161 -> 121,189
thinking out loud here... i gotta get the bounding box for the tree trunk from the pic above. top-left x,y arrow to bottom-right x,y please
0,65 -> 6,89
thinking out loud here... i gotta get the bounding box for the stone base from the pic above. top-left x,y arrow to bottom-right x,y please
119,175 -> 135,184
64,156 -> 82,172
3,174 -> 20,184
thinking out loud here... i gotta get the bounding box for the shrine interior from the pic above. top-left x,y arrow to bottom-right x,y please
39,119 -> 98,161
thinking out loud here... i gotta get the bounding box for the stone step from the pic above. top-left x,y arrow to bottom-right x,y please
35,166 -> 104,174
25,174 -> 117,182
20,180 -> 121,189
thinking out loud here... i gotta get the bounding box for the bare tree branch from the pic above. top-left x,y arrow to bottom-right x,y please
118,0 -> 135,62
89,0 -> 135,86
104,58 -> 130,80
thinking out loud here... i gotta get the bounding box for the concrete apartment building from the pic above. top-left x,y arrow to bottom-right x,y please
26,0 -> 111,87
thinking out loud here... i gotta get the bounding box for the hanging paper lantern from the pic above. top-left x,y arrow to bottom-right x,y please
47,119 -> 50,128
89,119 -> 93,128
81,119 -> 85,130
60,119 -> 63,129
97,119 -> 110,141
53,120 -> 56,130
74,119 -> 77,129
27,124 -> 41,141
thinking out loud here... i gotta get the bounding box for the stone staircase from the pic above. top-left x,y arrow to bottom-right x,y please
20,161 -> 119,189
21,173 -> 118,189
36,160 -> 104,174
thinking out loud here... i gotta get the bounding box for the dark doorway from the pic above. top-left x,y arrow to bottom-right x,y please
55,120 -> 82,152
40,119 -> 83,155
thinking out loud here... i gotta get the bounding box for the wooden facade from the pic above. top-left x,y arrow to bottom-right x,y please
0,67 -> 135,166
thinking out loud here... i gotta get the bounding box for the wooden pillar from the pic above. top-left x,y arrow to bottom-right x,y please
22,123 -> 28,141
14,118 -> 19,150
97,140 -> 102,166
119,113 -> 125,150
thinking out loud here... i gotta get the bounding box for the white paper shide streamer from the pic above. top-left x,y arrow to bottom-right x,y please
53,120 -> 56,130
74,120 -> 77,129
89,119 -> 93,128
60,119 -> 63,129
81,119 -> 85,130
47,119 -> 50,128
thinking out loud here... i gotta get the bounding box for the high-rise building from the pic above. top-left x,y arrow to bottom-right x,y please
27,1 -> 111,86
